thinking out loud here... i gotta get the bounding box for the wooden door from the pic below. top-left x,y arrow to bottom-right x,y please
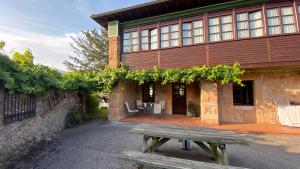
172,83 -> 187,115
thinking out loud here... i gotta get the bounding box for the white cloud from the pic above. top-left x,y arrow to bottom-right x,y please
0,25 -> 77,71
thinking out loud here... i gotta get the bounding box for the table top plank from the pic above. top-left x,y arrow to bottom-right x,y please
130,124 -> 251,145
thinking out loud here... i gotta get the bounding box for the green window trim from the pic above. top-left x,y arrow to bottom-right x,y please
120,0 -> 270,29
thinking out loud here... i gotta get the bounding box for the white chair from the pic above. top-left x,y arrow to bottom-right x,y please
153,103 -> 162,115
125,101 -> 138,114
136,100 -> 144,110
99,99 -> 109,108
159,100 -> 166,117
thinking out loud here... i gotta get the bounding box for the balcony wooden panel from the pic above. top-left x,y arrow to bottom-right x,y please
123,50 -> 159,69
209,38 -> 269,65
269,35 -> 300,62
160,45 -> 206,68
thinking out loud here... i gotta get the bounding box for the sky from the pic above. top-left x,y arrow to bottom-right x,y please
0,0 -> 150,71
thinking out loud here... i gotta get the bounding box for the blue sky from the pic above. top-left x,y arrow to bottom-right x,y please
0,0 -> 150,70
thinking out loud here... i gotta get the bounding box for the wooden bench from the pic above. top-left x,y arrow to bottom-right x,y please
117,150 -> 248,169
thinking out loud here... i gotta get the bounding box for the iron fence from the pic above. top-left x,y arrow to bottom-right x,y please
3,92 -> 36,124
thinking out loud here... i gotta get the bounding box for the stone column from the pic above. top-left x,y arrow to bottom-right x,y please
200,81 -> 220,125
108,21 -> 120,68
109,81 -> 139,121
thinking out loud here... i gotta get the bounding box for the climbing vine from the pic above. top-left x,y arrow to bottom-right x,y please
0,53 -> 244,95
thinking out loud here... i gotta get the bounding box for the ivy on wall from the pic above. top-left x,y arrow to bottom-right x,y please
0,53 -> 244,95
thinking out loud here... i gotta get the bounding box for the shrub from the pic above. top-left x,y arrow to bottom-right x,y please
67,111 -> 84,127
188,102 -> 200,117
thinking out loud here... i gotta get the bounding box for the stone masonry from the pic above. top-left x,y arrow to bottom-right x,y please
0,90 -> 81,161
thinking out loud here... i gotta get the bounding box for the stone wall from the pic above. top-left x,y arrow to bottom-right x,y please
219,71 -> 300,124
0,90 -> 81,161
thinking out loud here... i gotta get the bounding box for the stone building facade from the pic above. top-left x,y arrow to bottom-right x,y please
0,89 -> 81,161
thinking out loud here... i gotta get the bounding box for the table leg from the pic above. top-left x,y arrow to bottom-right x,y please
142,136 -> 150,153
218,144 -> 229,165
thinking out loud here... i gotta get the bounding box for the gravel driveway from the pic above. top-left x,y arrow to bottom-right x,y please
4,120 -> 300,169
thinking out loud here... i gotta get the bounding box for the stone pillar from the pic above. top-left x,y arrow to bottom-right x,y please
200,81 -> 220,125
108,21 -> 120,68
108,81 -> 138,121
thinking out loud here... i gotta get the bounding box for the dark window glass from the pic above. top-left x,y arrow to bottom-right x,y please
233,80 -> 254,106
142,83 -> 155,102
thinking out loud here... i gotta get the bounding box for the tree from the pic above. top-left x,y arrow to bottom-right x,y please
64,28 -> 108,71
0,40 -> 5,54
12,49 -> 34,66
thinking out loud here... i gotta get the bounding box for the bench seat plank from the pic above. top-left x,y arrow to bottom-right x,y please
117,150 -> 248,169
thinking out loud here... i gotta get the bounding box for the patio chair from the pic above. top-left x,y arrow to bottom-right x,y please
159,100 -> 166,117
125,101 -> 138,114
153,103 -> 162,118
136,100 -> 144,112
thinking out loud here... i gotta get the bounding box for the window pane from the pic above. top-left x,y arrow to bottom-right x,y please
151,35 -> 157,43
151,42 -> 157,50
237,21 -> 249,30
161,34 -> 169,41
267,9 -> 279,17
237,13 -> 248,21
131,38 -> 138,45
251,28 -> 263,37
161,26 -> 169,33
298,6 -> 300,16
193,20 -> 203,28
182,23 -> 192,30
268,17 -> 280,26
222,32 -> 233,40
282,16 -> 295,24
281,7 -> 293,16
238,30 -> 250,38
221,15 -> 232,24
250,20 -> 263,29
233,80 -> 254,106
249,11 -> 262,20
123,39 -> 130,46
193,28 -> 203,36
209,26 -> 220,33
170,39 -> 179,47
123,33 -> 130,39
269,26 -> 281,35
123,46 -> 130,52
171,32 -> 179,39
209,17 -> 219,25
194,36 -> 204,44
161,41 -> 169,48
183,38 -> 192,46
170,24 -> 179,32
141,37 -> 148,43
141,30 -> 148,37
210,34 -> 220,42
141,44 -> 149,50
131,32 -> 138,38
182,30 -> 192,37
222,24 -> 233,32
283,25 -> 296,33
150,29 -> 157,36
132,45 -> 138,52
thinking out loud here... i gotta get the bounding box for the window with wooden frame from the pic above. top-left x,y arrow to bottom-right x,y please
150,28 -> 158,50
141,29 -> 149,51
123,31 -> 139,53
142,83 -> 155,103
160,24 -> 179,48
182,20 -> 204,46
267,6 -> 297,35
209,15 -> 233,42
298,5 -> 300,21
236,11 -> 263,39
233,80 -> 254,106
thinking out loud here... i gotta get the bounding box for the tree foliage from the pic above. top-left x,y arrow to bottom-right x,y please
64,28 -> 108,71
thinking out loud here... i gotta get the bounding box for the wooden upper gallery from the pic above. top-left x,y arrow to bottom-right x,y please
91,0 -> 300,70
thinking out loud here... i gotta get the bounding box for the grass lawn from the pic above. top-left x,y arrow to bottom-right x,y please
86,107 -> 108,120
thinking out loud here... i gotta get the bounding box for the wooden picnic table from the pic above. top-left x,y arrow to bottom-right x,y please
130,124 -> 251,166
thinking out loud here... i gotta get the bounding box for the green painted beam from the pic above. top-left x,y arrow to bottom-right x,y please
108,21 -> 119,37
120,0 -> 270,28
